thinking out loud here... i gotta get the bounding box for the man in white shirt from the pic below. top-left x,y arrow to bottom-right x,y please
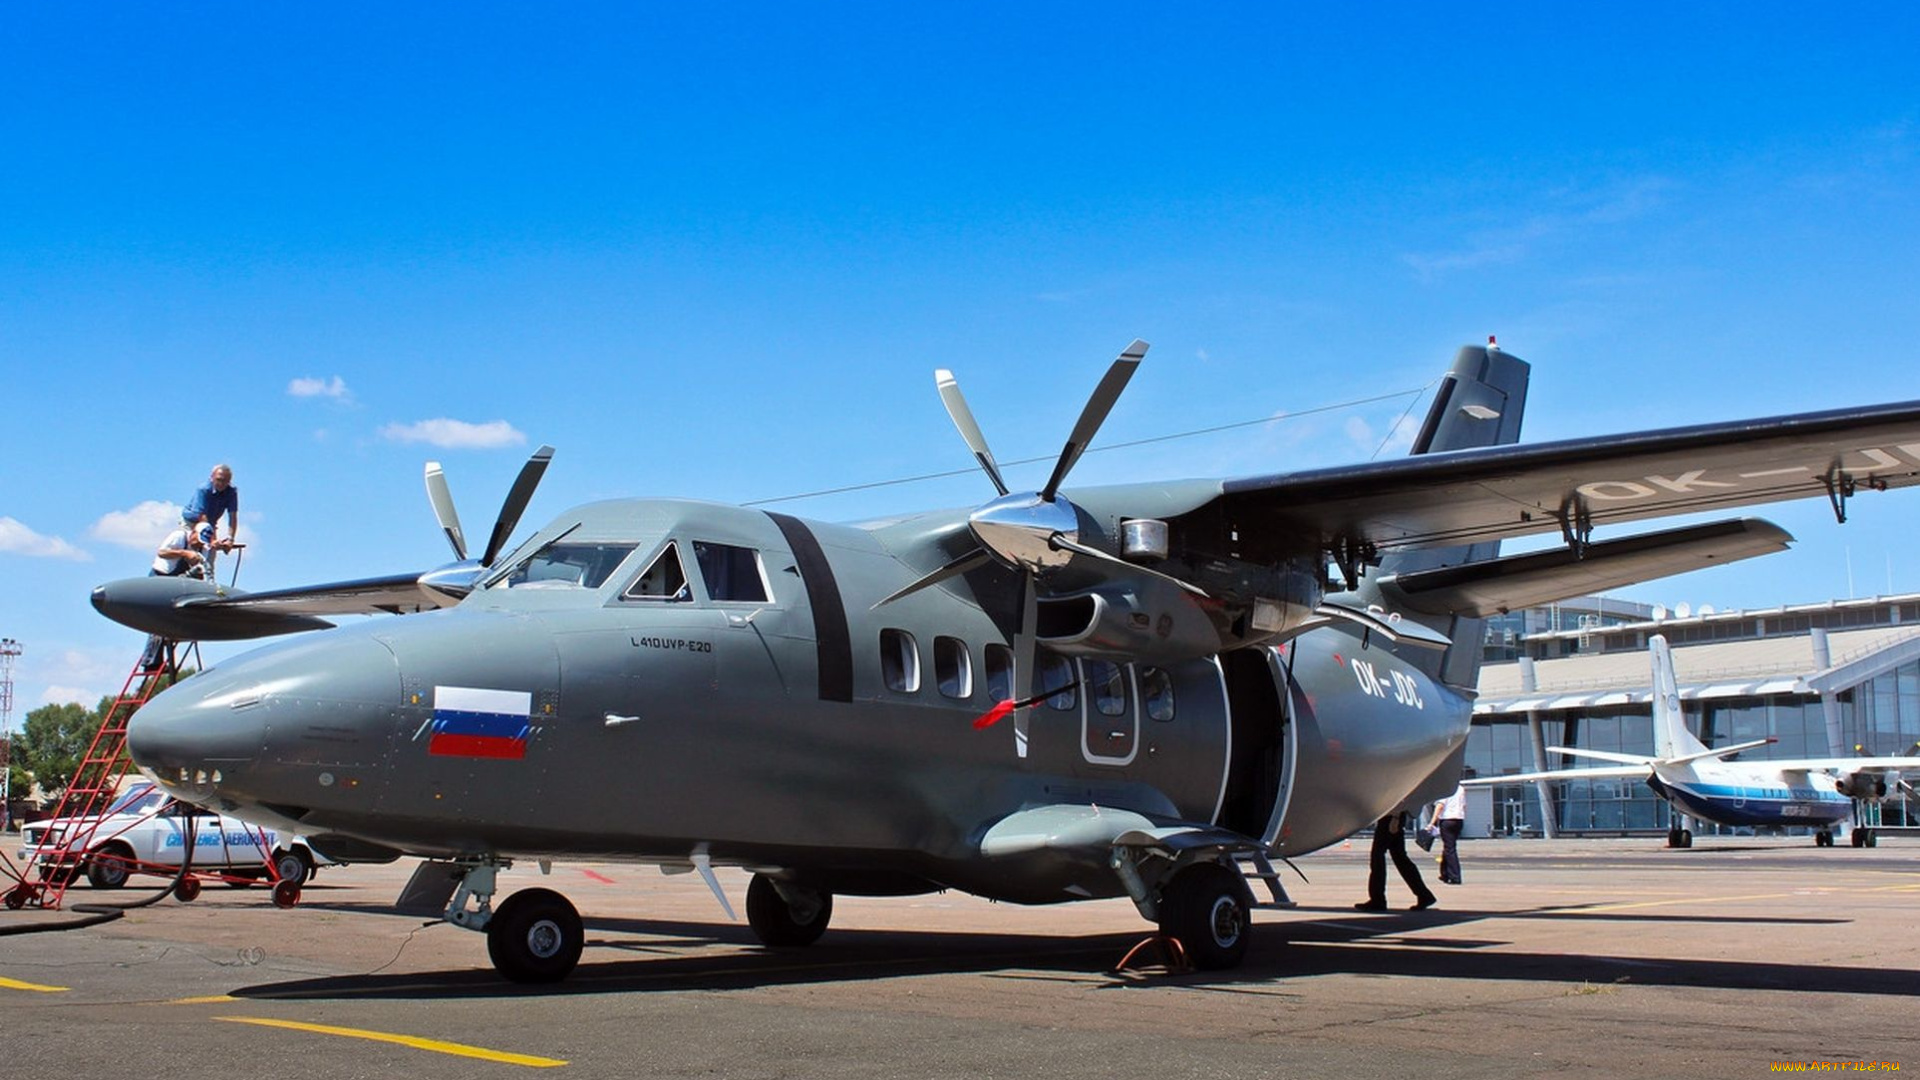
1432,781 -> 1468,885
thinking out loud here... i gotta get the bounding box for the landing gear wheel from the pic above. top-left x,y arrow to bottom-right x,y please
1865,829 -> 1878,848
86,849 -> 132,889
1851,829 -> 1866,848
271,879 -> 302,909
273,849 -> 313,887
173,875 -> 202,902
745,875 -> 833,947
1679,829 -> 1693,848
1157,863 -> 1253,971
487,887 -> 584,983
1666,829 -> 1683,848
5,885 -> 29,910
1815,830 -> 1831,847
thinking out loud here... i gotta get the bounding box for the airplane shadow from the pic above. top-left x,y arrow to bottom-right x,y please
231,899 -> 1916,1002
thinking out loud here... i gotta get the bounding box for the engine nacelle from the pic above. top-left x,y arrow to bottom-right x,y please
1834,772 -> 1888,800
1035,579 -> 1223,666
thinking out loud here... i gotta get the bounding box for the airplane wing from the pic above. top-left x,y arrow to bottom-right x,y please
1760,756 -> 1920,774
1549,747 -> 1656,766
1462,764 -> 1650,785
1211,398 -> 1920,557
178,573 -> 452,616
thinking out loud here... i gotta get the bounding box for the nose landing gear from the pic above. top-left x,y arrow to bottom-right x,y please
428,859 -> 586,983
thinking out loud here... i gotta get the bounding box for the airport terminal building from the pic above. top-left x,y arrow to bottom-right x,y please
1466,594 -> 1920,837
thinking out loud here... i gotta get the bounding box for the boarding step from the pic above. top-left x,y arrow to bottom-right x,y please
1234,849 -> 1296,908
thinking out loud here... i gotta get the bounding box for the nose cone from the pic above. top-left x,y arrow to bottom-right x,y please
129,631 -> 402,802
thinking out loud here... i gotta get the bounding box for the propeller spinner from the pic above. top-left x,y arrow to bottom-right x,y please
417,445 -> 556,602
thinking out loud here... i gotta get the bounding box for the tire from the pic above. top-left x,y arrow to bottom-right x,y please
1158,863 -> 1253,971
273,848 -> 313,887
745,875 -> 833,948
174,875 -> 202,902
86,846 -> 134,889
487,888 -> 584,983
1680,830 -> 1693,849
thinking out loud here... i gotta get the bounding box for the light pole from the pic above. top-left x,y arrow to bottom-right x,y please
0,638 -> 20,832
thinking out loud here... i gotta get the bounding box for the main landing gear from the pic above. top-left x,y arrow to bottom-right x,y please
1666,828 -> 1693,848
745,874 -> 833,947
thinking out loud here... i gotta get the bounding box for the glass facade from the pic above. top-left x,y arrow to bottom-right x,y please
1468,654 -> 1920,834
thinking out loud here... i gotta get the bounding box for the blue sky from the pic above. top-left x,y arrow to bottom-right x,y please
3,5 -> 1919,709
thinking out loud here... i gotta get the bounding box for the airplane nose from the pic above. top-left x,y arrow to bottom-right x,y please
128,633 -> 402,796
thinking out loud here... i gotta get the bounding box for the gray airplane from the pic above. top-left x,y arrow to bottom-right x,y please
84,341 -> 1920,982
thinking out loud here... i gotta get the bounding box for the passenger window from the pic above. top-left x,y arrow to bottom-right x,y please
881,629 -> 920,693
623,542 -> 691,601
1086,660 -> 1128,717
1140,666 -> 1175,721
1038,649 -> 1076,711
984,644 -> 1014,703
935,637 -> 972,699
694,541 -> 770,602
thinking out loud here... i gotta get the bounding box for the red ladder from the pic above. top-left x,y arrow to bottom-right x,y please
3,643 -> 196,910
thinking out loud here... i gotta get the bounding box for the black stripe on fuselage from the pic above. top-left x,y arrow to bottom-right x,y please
765,512 -> 854,703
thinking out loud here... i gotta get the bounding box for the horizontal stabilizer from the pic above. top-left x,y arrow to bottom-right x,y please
1381,518 -> 1792,617
1664,736 -> 1775,766
1550,746 -> 1654,767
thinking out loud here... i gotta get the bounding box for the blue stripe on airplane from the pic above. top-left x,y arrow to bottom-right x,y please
1646,776 -> 1850,828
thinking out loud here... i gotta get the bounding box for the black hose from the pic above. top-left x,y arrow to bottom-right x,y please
0,806 -> 197,935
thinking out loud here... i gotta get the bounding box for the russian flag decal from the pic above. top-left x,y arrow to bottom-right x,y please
430,686 -> 533,760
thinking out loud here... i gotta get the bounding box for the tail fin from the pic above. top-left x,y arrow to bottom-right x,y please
1649,634 -> 1707,758
1365,343 -> 1531,688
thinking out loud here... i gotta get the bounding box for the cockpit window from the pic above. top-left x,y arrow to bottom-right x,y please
623,542 -> 691,601
693,542 -> 770,602
498,541 -> 639,590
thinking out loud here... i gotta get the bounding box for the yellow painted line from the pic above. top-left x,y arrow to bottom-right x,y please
216,1016 -> 567,1068
165,995 -> 237,1005
0,976 -> 68,993
1570,891 -> 1802,913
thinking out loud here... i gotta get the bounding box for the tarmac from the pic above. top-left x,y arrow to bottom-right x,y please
3,835 -> 1917,1079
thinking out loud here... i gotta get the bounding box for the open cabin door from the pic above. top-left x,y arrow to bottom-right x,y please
1217,646 -> 1297,844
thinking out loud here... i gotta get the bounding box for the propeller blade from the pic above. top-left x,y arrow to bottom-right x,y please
871,548 -> 994,609
1047,532 -> 1208,598
480,445 -> 556,567
1039,339 -> 1148,501
935,369 -> 1010,497
423,462 -> 468,562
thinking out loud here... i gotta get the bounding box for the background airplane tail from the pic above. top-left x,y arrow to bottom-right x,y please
1366,343 -> 1530,690
1649,633 -> 1708,759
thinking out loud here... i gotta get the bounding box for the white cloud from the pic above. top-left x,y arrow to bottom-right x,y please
380,418 -> 526,449
0,517 -> 91,561
89,500 -> 182,550
40,685 -> 94,706
288,375 -> 352,401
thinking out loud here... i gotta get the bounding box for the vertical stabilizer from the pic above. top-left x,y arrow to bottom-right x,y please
1368,343 -> 1531,689
1649,634 -> 1707,759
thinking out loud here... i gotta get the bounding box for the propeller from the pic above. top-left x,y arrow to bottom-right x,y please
417,445 -> 556,603
879,340 -> 1169,607
881,340 -> 1206,732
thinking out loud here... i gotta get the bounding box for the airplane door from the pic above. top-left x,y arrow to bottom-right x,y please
1080,659 -> 1138,766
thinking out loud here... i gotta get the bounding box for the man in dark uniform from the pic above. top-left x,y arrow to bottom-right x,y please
1354,809 -> 1438,911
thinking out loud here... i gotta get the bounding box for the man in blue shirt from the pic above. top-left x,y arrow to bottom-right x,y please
182,463 -> 239,548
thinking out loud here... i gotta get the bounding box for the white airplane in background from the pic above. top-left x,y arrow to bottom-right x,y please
1470,635 -> 1920,848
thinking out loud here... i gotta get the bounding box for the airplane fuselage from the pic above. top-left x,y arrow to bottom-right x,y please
127,497 -> 1472,904
1647,761 -> 1851,830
